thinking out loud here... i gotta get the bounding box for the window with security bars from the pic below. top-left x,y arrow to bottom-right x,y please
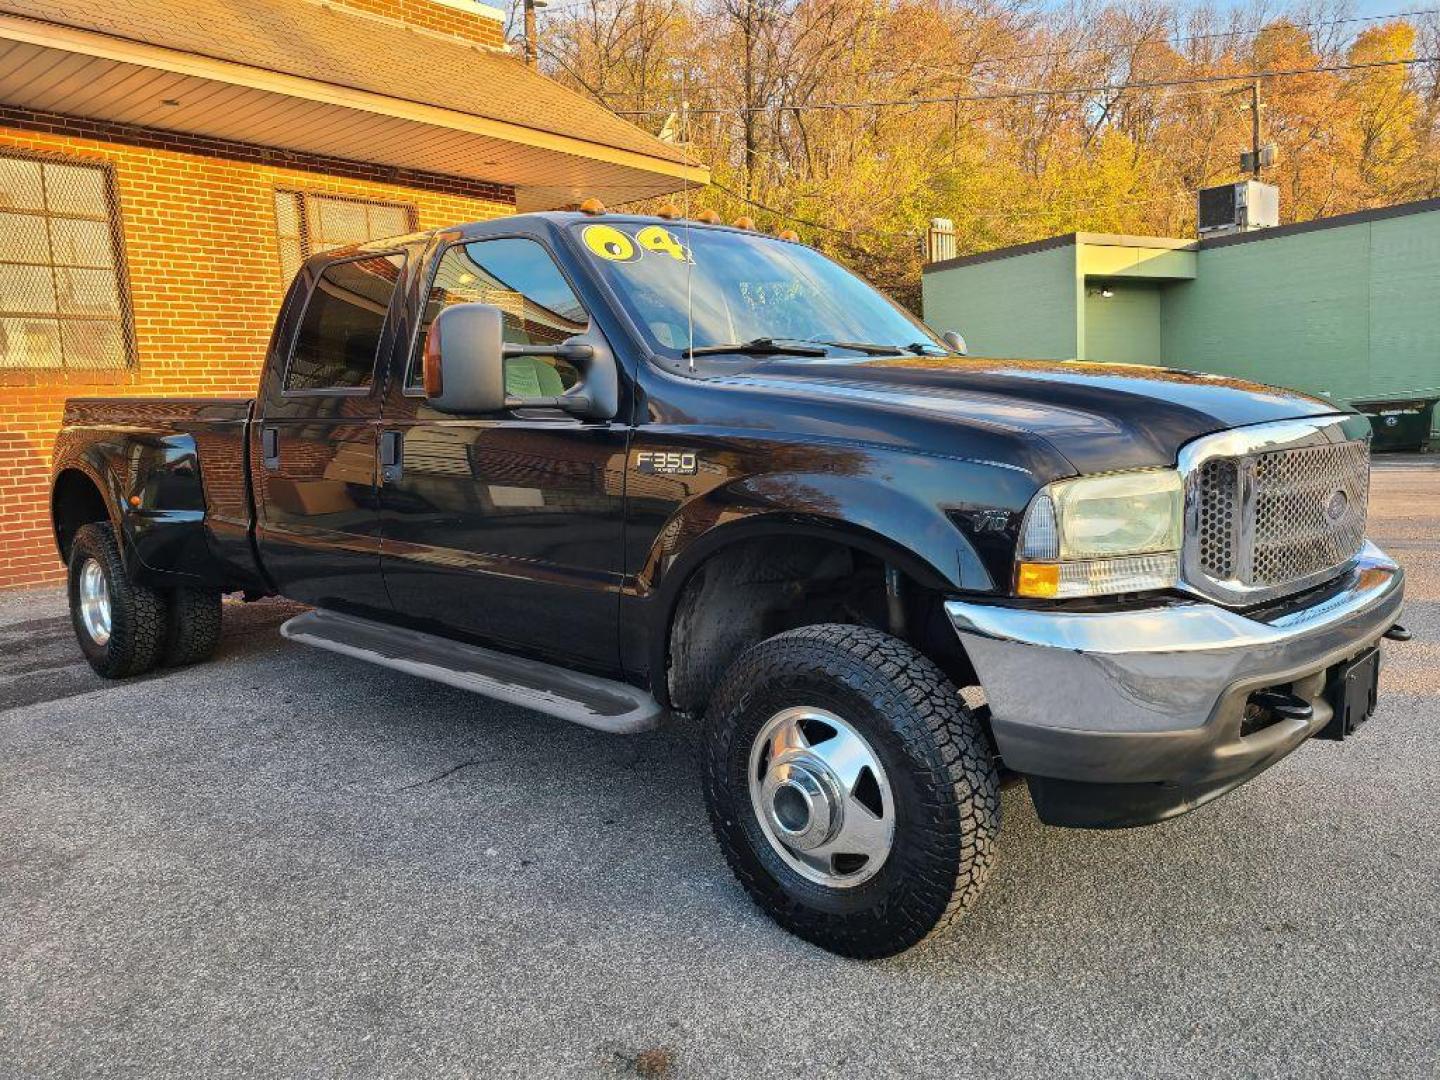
273,191 -> 416,287
0,153 -> 132,371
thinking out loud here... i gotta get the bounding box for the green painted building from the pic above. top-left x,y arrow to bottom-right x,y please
921,198 -> 1440,444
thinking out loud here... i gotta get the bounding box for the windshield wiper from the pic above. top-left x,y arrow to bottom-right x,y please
790,338 -> 951,356
802,339 -> 908,356
683,337 -> 829,359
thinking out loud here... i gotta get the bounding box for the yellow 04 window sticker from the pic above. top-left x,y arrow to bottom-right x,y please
582,224 -> 639,262
582,224 -> 691,265
635,225 -> 690,262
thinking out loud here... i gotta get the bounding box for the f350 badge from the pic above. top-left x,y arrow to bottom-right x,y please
635,450 -> 698,475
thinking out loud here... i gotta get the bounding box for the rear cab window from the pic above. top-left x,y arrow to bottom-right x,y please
285,253 -> 406,394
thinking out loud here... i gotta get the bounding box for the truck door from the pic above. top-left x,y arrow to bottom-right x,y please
253,250 -> 407,612
376,233 -> 628,670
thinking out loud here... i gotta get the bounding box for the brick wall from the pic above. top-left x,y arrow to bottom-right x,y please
332,0 -> 508,48
0,111 -> 514,589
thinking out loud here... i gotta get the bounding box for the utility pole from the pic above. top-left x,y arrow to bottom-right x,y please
742,0 -> 757,199
523,0 -> 539,68
1236,79 -> 1272,178
1249,79 -> 1261,179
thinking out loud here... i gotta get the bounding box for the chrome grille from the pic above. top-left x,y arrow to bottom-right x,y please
1186,429 -> 1370,602
1197,458 -> 1238,579
1250,441 -> 1369,586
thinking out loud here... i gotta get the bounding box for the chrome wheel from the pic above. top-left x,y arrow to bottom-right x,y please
78,557 -> 112,646
748,706 -> 894,888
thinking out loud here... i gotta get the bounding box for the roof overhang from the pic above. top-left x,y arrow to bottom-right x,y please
1076,234 -> 1196,281
924,232 -> 1196,281
0,12 -> 709,210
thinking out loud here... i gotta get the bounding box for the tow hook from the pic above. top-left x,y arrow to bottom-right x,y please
1249,689 -> 1314,722
1383,623 -> 1412,642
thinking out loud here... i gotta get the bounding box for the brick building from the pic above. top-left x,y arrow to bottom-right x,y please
0,0 -> 706,587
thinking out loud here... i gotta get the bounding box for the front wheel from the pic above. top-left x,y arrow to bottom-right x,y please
702,624 -> 1000,959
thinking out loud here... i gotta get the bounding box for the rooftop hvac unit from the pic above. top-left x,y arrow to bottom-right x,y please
1197,180 -> 1279,238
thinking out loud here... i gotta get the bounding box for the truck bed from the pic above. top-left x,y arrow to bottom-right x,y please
61,396 -> 255,428
54,395 -> 263,592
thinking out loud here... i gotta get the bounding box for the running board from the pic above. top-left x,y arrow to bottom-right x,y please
279,609 -> 664,734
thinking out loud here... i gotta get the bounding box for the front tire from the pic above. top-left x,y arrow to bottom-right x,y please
702,624 -> 1000,959
67,522 -> 167,678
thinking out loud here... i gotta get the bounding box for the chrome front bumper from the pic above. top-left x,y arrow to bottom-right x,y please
945,542 -> 1404,826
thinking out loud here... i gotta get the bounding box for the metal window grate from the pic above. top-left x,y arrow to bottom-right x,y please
272,190 -> 416,288
0,151 -> 132,372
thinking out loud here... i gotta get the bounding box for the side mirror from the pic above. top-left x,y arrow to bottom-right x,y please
423,302 -> 617,419
423,303 -> 506,413
942,330 -> 968,356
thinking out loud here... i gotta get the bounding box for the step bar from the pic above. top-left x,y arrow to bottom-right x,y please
279,609 -> 664,734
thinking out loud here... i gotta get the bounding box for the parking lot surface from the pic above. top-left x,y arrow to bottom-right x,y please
2,457 -> 1438,1079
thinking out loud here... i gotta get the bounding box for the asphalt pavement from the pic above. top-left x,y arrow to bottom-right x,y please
2,457 -> 1437,1079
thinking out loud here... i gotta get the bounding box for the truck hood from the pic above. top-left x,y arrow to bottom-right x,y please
727,357 -> 1348,474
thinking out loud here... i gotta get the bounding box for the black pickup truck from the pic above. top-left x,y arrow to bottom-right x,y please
50,210 -> 1406,957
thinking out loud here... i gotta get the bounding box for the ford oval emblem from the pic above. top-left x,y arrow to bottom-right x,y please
1324,488 -> 1349,523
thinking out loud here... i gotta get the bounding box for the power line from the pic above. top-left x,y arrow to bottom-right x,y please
706,180 -> 1199,241
951,6 -> 1440,70
611,55 -> 1440,115
537,6 -> 1440,100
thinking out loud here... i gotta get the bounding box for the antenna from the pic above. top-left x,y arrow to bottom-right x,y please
681,79 -> 696,373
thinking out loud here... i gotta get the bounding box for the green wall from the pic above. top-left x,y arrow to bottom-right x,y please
1161,226 -> 1371,402
921,244 -> 1078,360
1162,209 -> 1440,430
1365,213 -> 1440,405
922,206 -> 1440,435
1084,282 -> 1162,365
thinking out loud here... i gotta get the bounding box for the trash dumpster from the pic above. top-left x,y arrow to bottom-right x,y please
1351,397 -> 1438,453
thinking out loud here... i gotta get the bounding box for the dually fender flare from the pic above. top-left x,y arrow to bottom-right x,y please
51,431 -> 205,573
50,449 -> 126,557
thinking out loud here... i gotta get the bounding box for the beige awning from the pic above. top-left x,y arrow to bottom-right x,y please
0,1 -> 707,210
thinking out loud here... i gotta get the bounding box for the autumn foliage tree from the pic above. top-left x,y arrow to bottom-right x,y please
518,0 -> 1440,308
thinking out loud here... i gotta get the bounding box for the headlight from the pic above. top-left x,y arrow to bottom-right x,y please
1014,469 -> 1183,598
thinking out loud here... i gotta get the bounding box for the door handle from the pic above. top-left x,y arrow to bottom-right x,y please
261,426 -> 280,470
379,430 -> 403,484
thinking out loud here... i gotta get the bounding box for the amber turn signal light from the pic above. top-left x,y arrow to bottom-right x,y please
1015,562 -> 1060,598
422,323 -> 443,398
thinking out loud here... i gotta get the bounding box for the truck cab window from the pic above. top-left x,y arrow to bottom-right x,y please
408,238 -> 589,395
284,253 -> 404,393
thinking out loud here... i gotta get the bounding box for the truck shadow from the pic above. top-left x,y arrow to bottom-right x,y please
0,595 -> 306,712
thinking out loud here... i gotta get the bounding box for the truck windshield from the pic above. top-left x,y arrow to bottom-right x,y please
570,222 -> 945,364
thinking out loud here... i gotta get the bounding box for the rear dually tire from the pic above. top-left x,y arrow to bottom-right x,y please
67,522 -> 167,679
162,587 -> 223,667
